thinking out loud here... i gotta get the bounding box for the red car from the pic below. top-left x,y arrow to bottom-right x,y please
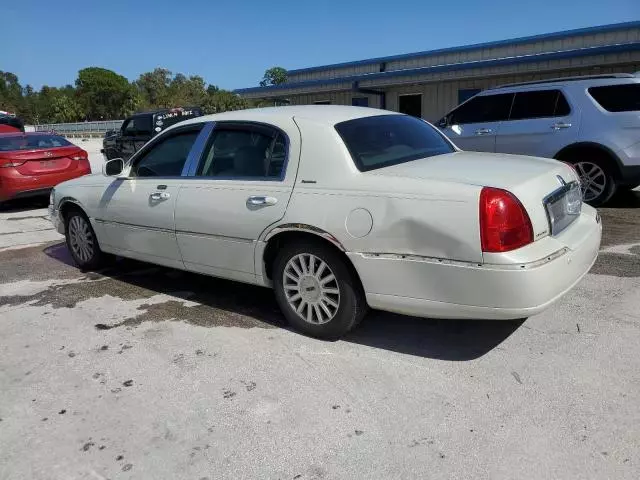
0,132 -> 91,205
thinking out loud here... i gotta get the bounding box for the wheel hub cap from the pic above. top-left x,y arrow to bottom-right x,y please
574,161 -> 606,202
283,253 -> 341,325
68,215 -> 94,263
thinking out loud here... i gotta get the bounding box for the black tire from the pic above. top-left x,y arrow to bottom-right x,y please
570,157 -> 617,207
273,240 -> 367,340
64,208 -> 105,270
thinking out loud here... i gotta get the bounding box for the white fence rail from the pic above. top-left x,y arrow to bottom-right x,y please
33,120 -> 124,137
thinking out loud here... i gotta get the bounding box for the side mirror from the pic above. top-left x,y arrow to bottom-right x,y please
103,158 -> 124,177
437,117 -> 449,129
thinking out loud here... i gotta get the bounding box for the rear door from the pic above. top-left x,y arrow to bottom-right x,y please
495,88 -> 579,158
175,121 -> 298,283
440,93 -> 514,152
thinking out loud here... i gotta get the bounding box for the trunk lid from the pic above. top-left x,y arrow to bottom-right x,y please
0,146 -> 84,175
371,151 -> 581,240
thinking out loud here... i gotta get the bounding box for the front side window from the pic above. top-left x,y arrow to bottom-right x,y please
122,119 -> 136,135
449,93 -> 514,124
335,114 -> 454,172
131,129 -> 200,177
196,124 -> 286,179
588,83 -> 640,112
509,89 -> 570,120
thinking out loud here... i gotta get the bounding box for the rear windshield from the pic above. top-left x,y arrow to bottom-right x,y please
0,135 -> 72,152
335,114 -> 454,172
588,83 -> 640,112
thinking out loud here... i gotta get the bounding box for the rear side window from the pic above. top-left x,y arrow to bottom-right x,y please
449,93 -> 513,124
335,114 -> 454,172
0,135 -> 71,151
588,84 -> 640,112
196,124 -> 286,179
509,90 -> 570,120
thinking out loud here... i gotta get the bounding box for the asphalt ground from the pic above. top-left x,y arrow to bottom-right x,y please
0,177 -> 638,479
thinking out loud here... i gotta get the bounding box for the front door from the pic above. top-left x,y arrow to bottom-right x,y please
175,121 -> 299,283
97,124 -> 206,268
495,88 -> 579,158
440,92 -> 514,152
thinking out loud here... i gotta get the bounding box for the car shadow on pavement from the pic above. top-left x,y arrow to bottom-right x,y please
44,245 -> 523,361
345,313 -> 524,361
0,196 -> 50,213
604,189 -> 640,209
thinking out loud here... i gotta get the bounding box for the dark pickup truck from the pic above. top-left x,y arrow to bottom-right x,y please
102,107 -> 203,161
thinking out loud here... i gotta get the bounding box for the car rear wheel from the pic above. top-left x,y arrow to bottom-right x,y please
64,208 -> 105,270
572,159 -> 616,207
273,241 -> 367,340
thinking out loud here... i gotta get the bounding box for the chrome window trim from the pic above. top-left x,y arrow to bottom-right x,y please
183,122 -> 215,176
189,120 -> 290,182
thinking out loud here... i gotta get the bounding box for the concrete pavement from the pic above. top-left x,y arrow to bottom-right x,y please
0,189 -> 639,479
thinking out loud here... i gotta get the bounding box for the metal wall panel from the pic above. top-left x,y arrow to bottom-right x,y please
285,27 -> 640,83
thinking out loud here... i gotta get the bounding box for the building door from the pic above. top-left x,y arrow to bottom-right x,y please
352,97 -> 369,107
398,94 -> 422,118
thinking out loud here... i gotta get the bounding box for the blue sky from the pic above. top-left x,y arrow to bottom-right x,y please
3,0 -> 638,91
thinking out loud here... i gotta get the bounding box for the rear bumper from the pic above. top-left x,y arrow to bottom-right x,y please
348,212 -> 602,320
0,164 -> 90,202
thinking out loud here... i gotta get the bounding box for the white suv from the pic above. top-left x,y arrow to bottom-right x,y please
437,74 -> 640,206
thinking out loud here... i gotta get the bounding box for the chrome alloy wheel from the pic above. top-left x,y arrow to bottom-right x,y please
282,253 -> 341,325
574,161 -> 607,202
68,215 -> 95,263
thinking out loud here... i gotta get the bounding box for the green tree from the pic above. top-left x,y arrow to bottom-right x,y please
48,91 -> 83,123
259,67 -> 287,87
202,88 -> 248,114
169,74 -> 207,107
75,67 -> 136,120
0,71 -> 24,114
135,68 -> 173,108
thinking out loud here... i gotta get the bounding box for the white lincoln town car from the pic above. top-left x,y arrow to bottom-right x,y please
49,106 -> 601,339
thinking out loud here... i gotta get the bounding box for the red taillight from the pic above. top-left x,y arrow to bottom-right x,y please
0,159 -> 25,168
480,187 -> 533,253
71,150 -> 88,161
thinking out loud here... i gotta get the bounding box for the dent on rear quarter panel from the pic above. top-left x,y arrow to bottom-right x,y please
285,116 -> 483,263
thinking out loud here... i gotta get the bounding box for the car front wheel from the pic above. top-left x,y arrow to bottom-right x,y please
64,208 -> 105,270
273,241 -> 367,340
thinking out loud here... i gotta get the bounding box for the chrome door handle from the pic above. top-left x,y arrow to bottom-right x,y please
247,196 -> 278,206
474,128 -> 493,135
150,192 -> 170,201
551,122 -> 572,130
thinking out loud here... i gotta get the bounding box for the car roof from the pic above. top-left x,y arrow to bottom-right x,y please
130,106 -> 202,118
179,105 -> 401,128
484,74 -> 640,94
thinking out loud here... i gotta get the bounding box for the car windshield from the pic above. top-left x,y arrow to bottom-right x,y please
335,114 -> 454,172
0,135 -> 72,152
